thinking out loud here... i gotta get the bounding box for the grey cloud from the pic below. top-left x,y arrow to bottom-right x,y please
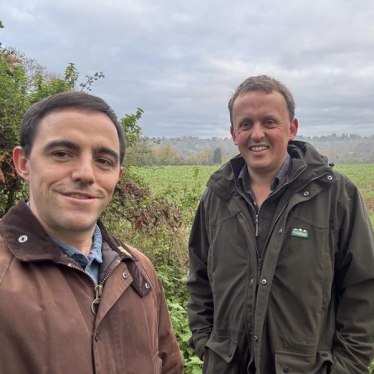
0,0 -> 373,138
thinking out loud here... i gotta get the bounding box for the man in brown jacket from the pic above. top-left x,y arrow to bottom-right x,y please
0,92 -> 183,374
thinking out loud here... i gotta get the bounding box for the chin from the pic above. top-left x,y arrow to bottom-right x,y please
57,219 -> 96,233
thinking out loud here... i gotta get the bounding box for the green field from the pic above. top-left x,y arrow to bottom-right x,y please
131,164 -> 374,226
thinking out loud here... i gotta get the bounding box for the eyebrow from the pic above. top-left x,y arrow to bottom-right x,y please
44,141 -> 119,164
44,140 -> 80,152
96,146 -> 119,164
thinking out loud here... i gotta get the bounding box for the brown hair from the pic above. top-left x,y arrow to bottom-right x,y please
228,75 -> 295,125
20,91 -> 125,164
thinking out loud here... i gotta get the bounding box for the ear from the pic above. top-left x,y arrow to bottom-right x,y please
118,167 -> 123,178
230,126 -> 238,146
289,118 -> 298,140
13,147 -> 30,181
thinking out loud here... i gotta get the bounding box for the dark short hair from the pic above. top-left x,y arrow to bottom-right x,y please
20,91 -> 125,164
228,75 -> 295,125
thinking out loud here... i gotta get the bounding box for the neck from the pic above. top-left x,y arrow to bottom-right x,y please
248,169 -> 277,190
247,169 -> 278,209
47,228 -> 94,255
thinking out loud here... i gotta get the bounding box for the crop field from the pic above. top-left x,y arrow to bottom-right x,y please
131,164 -> 374,226
129,165 -> 217,196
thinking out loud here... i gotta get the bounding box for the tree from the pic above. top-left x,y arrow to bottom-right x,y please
120,108 -> 144,148
213,147 -> 222,164
124,137 -> 157,166
153,144 -> 183,165
0,47 -> 30,214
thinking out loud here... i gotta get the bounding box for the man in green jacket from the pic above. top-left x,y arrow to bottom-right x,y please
187,75 -> 374,373
0,91 -> 183,374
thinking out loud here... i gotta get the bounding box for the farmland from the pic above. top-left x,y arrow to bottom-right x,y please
131,164 -> 374,225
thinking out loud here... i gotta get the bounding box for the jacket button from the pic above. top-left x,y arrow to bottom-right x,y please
18,235 -> 28,243
145,282 -> 150,289
283,366 -> 290,373
250,278 -> 254,283
278,229 -> 283,234
261,279 -> 267,285
327,175 -> 333,181
122,272 -> 128,279
228,352 -> 232,358
94,331 -> 99,342
254,335 -> 258,342
303,191 -> 309,196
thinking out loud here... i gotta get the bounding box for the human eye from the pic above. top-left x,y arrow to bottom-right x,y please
52,151 -> 71,159
239,121 -> 252,130
264,118 -> 277,127
96,158 -> 114,168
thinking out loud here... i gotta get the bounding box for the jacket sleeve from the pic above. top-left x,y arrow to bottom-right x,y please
331,179 -> 374,374
186,193 -> 214,359
156,277 -> 184,374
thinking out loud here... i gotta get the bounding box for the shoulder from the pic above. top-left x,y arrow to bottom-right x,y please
126,244 -> 156,272
123,243 -> 161,288
99,223 -> 159,279
328,169 -> 364,203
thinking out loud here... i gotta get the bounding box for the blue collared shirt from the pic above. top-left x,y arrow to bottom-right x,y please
51,225 -> 103,285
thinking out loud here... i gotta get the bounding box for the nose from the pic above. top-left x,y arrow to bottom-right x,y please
71,158 -> 95,184
251,123 -> 265,141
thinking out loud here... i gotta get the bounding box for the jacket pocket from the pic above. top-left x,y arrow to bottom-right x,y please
203,335 -> 238,374
153,351 -> 162,374
275,350 -> 333,374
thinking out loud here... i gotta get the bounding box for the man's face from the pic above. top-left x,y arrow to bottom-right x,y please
14,109 -> 123,240
230,90 -> 298,179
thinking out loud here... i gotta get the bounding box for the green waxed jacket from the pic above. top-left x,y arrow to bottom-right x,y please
187,141 -> 374,374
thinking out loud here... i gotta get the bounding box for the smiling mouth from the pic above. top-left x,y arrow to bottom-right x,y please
249,146 -> 269,152
63,193 -> 94,200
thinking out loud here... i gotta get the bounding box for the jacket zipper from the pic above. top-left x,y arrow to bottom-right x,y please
91,284 -> 103,314
91,259 -> 122,315
65,259 -> 123,316
237,164 -> 319,278
234,163 -> 331,367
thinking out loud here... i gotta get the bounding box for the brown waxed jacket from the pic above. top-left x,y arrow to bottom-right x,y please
0,200 -> 183,374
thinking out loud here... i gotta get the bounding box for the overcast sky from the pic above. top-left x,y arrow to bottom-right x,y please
1,0 -> 374,138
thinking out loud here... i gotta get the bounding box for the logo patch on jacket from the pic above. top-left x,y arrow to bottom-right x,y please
290,228 -> 309,239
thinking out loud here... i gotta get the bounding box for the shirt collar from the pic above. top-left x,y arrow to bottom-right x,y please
238,153 -> 291,193
25,201 -> 103,265
51,225 -> 103,266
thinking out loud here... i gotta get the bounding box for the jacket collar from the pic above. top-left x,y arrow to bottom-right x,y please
0,199 -> 138,264
0,200 -> 61,262
206,141 -> 332,201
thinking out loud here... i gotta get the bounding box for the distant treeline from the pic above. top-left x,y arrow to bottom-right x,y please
125,134 -> 374,166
